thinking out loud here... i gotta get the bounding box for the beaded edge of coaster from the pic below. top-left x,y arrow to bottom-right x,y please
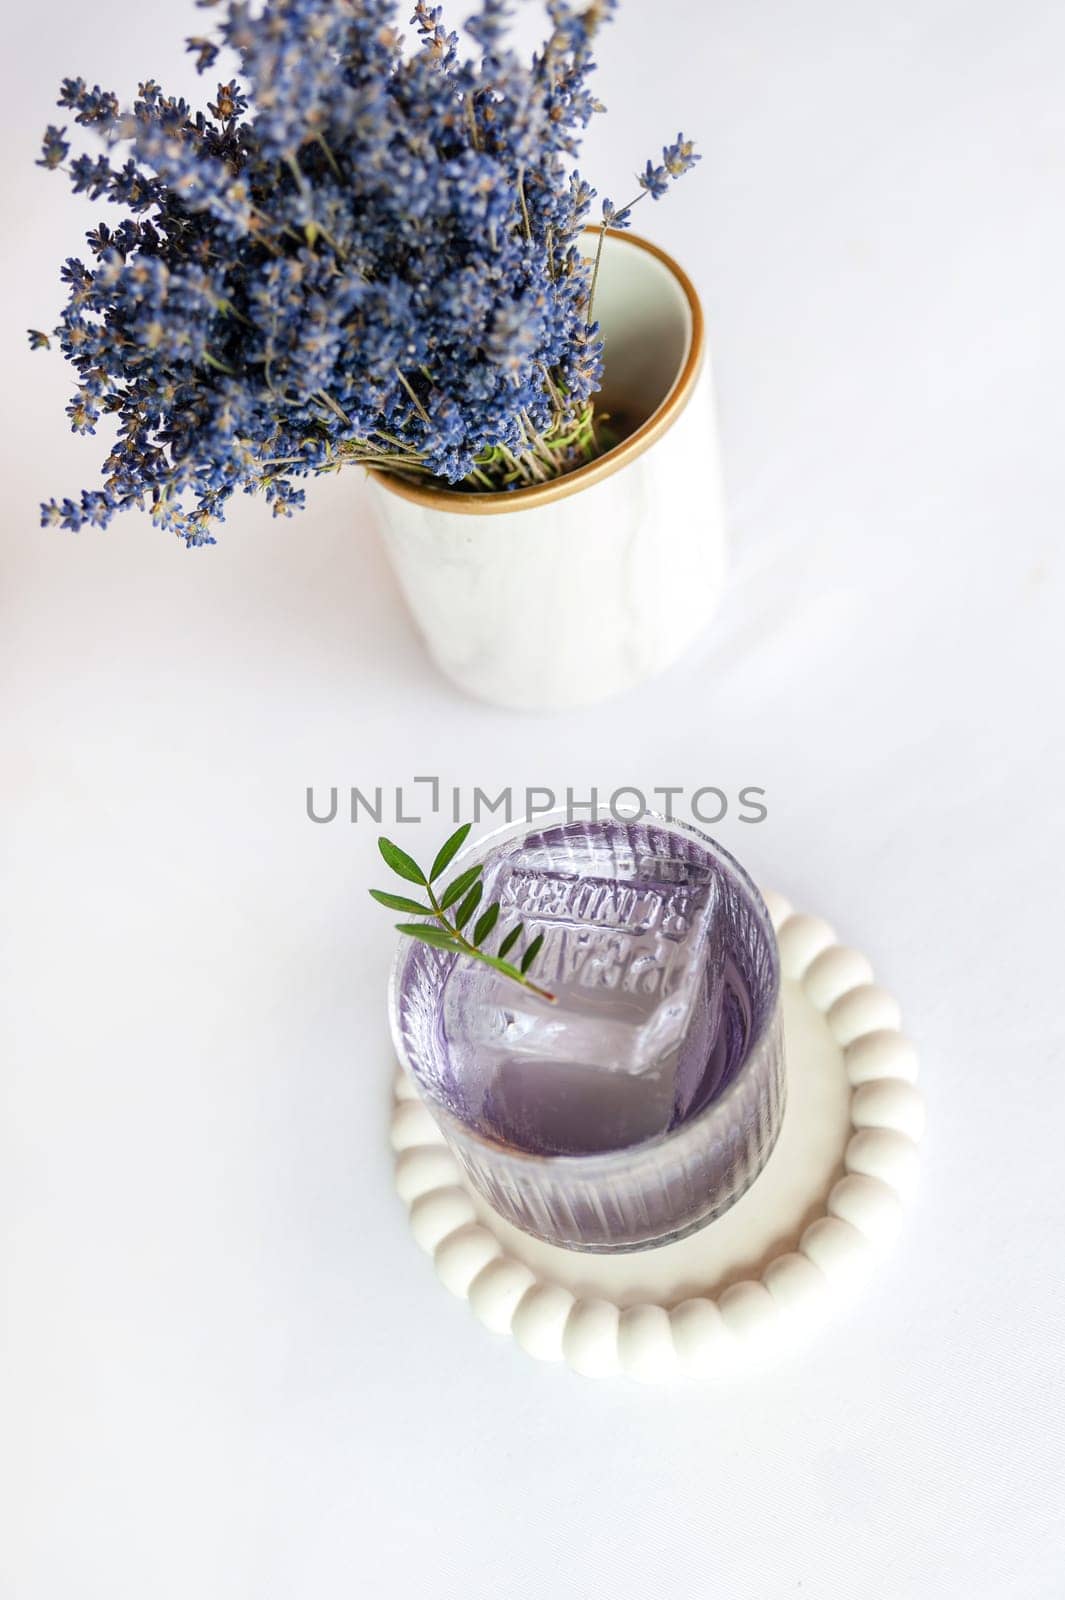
389,890 -> 925,1383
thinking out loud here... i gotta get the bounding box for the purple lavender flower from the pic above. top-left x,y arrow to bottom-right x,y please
598,127 -> 699,251
36,126 -> 70,170
638,160 -> 671,201
663,133 -> 700,177
31,0 -> 699,543
601,198 -> 633,229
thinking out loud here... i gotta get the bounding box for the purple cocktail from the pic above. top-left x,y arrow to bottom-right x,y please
390,814 -> 784,1252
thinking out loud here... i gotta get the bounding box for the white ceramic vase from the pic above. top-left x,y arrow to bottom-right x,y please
368,230 -> 726,713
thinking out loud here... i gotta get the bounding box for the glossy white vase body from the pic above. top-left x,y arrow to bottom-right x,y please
370,232 -> 726,712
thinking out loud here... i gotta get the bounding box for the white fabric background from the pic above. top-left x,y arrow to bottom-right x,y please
2,3 -> 1063,1596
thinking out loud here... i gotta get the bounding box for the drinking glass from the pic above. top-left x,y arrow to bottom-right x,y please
389,811 -> 785,1253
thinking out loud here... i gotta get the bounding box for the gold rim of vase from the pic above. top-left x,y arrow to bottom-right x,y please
367,227 -> 705,516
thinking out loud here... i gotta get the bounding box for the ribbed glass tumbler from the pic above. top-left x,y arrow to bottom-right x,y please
389,813 -> 785,1253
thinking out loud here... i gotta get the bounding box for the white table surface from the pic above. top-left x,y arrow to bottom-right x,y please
3,3 -> 1064,1596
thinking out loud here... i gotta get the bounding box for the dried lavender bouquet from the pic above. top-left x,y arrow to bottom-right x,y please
31,1 -> 697,543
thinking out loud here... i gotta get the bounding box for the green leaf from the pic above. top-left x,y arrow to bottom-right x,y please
474,953 -> 527,984
370,889 -> 434,915
454,881 -> 483,930
429,823 -> 472,883
497,922 -> 523,959
439,863 -> 482,911
378,836 -> 425,886
473,902 -> 500,946
520,932 -> 545,975
394,923 -> 462,951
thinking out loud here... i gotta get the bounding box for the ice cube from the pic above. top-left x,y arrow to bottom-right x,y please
440,843 -> 725,1155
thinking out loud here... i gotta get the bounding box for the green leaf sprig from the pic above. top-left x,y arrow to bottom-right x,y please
370,823 -> 555,1003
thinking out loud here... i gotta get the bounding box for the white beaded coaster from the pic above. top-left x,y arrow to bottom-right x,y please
390,891 -> 924,1382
